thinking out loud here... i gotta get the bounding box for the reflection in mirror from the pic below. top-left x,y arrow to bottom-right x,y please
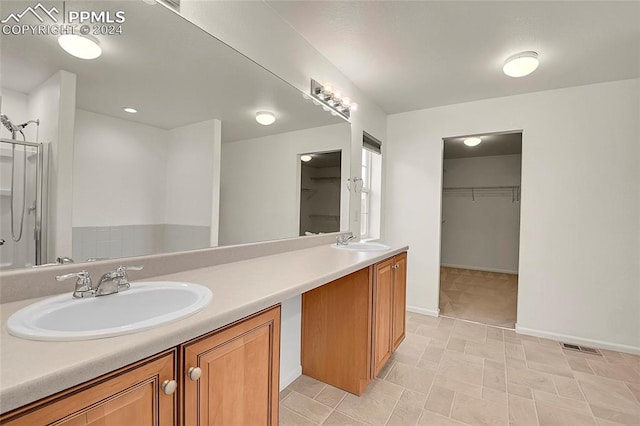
0,0 -> 349,271
299,151 -> 342,237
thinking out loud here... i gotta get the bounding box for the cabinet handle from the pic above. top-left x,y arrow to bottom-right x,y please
162,379 -> 178,395
187,367 -> 202,381
392,263 -> 399,269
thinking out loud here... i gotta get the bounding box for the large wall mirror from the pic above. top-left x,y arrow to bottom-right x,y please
0,0 -> 350,271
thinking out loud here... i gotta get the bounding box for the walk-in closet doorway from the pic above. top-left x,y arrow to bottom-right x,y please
438,131 -> 522,329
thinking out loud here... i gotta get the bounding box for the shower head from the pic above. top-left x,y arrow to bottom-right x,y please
1,114 -> 16,132
1,114 -> 40,140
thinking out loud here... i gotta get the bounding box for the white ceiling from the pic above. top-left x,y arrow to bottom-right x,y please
1,0 -> 342,142
444,132 -> 522,159
268,1 -> 640,114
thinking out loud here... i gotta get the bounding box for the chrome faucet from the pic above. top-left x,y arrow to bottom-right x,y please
56,265 -> 143,298
95,266 -> 143,296
56,270 -> 94,298
336,232 -> 356,246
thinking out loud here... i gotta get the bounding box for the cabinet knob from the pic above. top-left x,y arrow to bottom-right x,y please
162,379 -> 178,395
187,367 -> 202,381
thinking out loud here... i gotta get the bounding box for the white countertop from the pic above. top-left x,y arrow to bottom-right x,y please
0,243 -> 408,414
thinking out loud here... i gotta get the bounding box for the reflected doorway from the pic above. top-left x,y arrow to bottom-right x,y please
299,151 -> 341,236
439,131 -> 522,329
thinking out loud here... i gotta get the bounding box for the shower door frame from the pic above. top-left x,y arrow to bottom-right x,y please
1,137 -> 46,267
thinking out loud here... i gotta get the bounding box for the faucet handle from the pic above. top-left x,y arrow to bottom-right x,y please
114,265 -> 143,290
56,271 -> 93,298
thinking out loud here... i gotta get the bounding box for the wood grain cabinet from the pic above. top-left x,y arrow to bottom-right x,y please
302,252 -> 407,395
0,350 -> 178,426
181,306 -> 281,426
1,306 -> 281,426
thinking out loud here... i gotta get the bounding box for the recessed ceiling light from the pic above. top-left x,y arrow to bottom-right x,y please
58,34 -> 102,60
464,137 -> 482,147
503,51 -> 539,77
122,107 -> 138,114
256,111 -> 276,125
301,155 -> 312,162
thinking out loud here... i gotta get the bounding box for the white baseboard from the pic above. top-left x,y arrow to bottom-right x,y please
407,305 -> 439,317
280,365 -> 302,391
515,324 -> 640,356
441,263 -> 518,275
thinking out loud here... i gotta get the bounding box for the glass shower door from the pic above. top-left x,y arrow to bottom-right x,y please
0,139 -> 42,270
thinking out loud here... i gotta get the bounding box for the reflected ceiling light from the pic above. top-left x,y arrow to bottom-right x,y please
310,79 -> 356,120
464,137 -> 482,147
503,51 -> 539,77
58,34 -> 102,60
255,111 -> 276,125
122,107 -> 138,114
301,155 -> 312,162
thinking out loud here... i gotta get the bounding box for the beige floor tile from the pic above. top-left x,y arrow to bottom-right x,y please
566,355 -> 595,374
450,393 -> 509,426
315,384 -> 347,408
385,361 -> 436,394
452,321 -> 488,343
438,355 -> 484,386
466,340 -> 506,363
535,401 -> 597,425
280,388 -> 292,401
279,405 -> 318,425
336,379 -> 403,426
282,391 -> 333,424
507,357 -> 529,370
418,410 -> 468,426
532,390 -> 592,416
322,411 -> 367,426
508,381 -> 534,399
442,348 -> 485,366
527,360 -> 574,379
387,389 -> 427,426
509,394 -> 539,425
507,366 -> 557,394
506,342 -> 526,360
587,358 -> 640,384
420,346 -> 445,364
484,364 -> 507,391
590,404 -> 640,426
447,337 -> 467,353
574,371 -> 640,415
425,385 -> 455,417
485,358 -> 505,370
377,359 -> 396,379
552,376 -> 585,401
432,374 -> 484,399
481,387 -> 508,403
626,382 -> 640,403
487,326 -> 504,342
287,375 -> 327,399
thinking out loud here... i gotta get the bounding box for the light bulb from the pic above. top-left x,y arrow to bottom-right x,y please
255,111 -> 276,125
122,107 -> 137,114
464,137 -> 482,147
349,102 -> 358,112
58,34 -> 102,60
301,155 -> 312,162
503,51 -> 539,77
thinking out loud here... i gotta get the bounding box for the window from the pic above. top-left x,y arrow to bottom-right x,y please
360,132 -> 382,240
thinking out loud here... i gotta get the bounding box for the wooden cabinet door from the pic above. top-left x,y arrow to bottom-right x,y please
1,351 -> 177,426
301,268 -> 372,395
372,257 -> 395,378
182,306 -> 280,426
392,253 -> 408,351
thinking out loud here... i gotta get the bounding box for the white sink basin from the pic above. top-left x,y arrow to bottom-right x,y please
7,281 -> 212,341
331,242 -> 391,251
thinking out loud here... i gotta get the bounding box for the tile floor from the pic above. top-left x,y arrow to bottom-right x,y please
439,267 -> 518,328
280,313 -> 640,426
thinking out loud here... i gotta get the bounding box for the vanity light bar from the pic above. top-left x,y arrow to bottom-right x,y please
310,79 -> 355,121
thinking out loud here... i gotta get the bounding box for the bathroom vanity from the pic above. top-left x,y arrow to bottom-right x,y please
0,243 -> 408,425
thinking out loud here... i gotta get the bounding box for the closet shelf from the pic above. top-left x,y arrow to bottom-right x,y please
310,177 -> 341,181
443,185 -> 520,202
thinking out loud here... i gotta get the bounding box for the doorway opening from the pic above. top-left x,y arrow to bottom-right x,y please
298,151 -> 341,236
439,131 -> 522,329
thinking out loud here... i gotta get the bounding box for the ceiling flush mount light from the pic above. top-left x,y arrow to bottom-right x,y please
122,107 -> 138,114
310,79 -> 356,120
464,137 -> 482,147
58,34 -> 102,60
256,111 -> 276,126
503,51 -> 539,77
300,155 -> 312,162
